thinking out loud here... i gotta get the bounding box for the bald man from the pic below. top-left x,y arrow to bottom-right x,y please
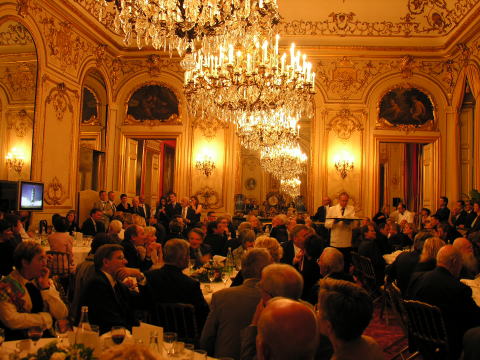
453,237 -> 479,279
256,298 -> 318,360
407,245 -> 480,359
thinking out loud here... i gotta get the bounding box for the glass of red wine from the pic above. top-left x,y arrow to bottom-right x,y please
111,326 -> 126,345
27,326 -> 43,348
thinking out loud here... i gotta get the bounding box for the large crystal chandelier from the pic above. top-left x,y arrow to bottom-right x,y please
184,37 -> 316,125
260,143 -> 307,180
99,0 -> 280,55
280,177 -> 301,198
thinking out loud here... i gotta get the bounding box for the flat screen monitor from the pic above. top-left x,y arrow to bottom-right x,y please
0,180 -> 19,212
19,181 -> 44,211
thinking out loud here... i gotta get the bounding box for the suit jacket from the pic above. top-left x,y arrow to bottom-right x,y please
121,239 -> 152,272
452,210 -> 468,227
270,225 -> 289,243
81,217 -> 106,236
93,200 -> 115,219
140,204 -> 151,219
180,206 -> 196,226
116,203 -> 133,213
81,270 -> 139,334
131,206 -> 146,218
280,240 -> 295,265
204,233 -> 228,256
325,204 -> 356,248
406,266 -> 480,359
435,206 -> 451,224
465,211 -> 477,228
190,244 -> 212,268
312,205 -> 328,222
145,264 -> 209,328
166,202 -> 182,221
200,278 -> 261,359
386,250 -> 421,295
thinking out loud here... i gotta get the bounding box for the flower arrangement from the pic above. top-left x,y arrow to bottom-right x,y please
13,341 -> 94,360
191,259 -> 226,282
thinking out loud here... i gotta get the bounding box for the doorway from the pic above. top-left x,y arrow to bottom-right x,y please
124,137 -> 176,208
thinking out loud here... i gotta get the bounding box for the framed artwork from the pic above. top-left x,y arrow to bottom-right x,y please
81,87 -> 100,125
377,87 -> 435,130
245,177 -> 257,190
126,84 -> 179,124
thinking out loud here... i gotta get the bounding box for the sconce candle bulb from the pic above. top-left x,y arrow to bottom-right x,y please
5,147 -> 25,175
333,151 -> 354,179
195,155 -> 216,177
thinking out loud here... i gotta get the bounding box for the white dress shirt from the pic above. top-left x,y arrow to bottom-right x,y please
325,204 -> 356,248
397,210 -> 414,224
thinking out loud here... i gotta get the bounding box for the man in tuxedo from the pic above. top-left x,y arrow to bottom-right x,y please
138,196 -> 151,220
312,197 -> 332,223
145,239 -> 209,328
121,225 -> 152,272
407,245 -> 480,359
180,197 -> 196,228
81,244 -> 140,334
0,241 -> 68,340
325,192 -> 356,271
116,193 -> 132,213
166,192 -> 182,221
465,200 -> 477,229
200,248 -> 272,359
434,196 -> 450,224
131,196 -> 146,218
93,190 -> 115,227
81,208 -> 106,236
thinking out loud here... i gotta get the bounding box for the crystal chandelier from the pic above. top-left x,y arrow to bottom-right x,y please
184,36 -> 316,126
99,0 -> 280,55
260,143 -> 307,180
280,177 -> 301,198
236,111 -> 299,151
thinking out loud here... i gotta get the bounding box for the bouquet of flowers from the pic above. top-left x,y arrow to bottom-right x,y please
14,341 -> 94,360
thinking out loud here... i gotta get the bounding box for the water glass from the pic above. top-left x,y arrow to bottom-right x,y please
148,331 -> 162,354
27,326 -> 43,347
183,343 -> 194,360
194,349 -> 207,360
163,332 -> 177,356
55,319 -> 71,347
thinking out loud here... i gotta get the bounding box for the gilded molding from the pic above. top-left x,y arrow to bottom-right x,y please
325,108 -> 365,140
0,63 -> 36,100
7,109 -> 32,137
44,176 -> 68,205
191,117 -> 228,140
0,23 -> 33,46
45,82 -> 78,121
94,43 -> 107,67
194,186 -> 222,209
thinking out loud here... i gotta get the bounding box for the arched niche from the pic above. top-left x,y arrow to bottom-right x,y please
0,18 -> 38,182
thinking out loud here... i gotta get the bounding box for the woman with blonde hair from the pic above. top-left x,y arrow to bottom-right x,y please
415,236 -> 445,272
142,226 -> 163,269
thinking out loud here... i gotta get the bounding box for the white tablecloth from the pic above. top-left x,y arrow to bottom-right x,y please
383,250 -> 406,265
201,280 -> 232,305
45,246 -> 90,266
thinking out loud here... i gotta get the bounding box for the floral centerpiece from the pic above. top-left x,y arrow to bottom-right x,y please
191,258 -> 226,283
12,341 -> 94,360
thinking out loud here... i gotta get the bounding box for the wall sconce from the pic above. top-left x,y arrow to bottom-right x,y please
5,148 -> 25,175
333,151 -> 354,179
195,155 -> 216,177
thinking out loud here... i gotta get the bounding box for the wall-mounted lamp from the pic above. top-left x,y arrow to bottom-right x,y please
5,148 -> 25,175
333,151 -> 354,179
195,155 -> 216,177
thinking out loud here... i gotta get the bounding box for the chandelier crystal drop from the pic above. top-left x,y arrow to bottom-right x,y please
99,0 -> 280,55
184,36 -> 316,125
260,143 -> 307,180
280,177 -> 301,198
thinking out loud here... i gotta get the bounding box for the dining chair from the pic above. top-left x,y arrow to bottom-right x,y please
152,303 -> 199,345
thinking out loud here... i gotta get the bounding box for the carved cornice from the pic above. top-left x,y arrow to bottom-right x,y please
0,24 -> 34,46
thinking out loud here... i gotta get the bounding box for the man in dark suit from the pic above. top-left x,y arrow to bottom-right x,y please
434,196 -> 450,224
188,228 -> 212,268
139,195 -> 151,219
81,244 -> 141,334
464,200 -> 477,229
200,248 -> 272,359
116,194 -> 132,213
451,200 -> 468,228
407,245 -> 480,359
166,192 -> 182,221
280,224 -> 310,266
180,197 -> 196,229
311,197 -> 331,223
121,225 -> 152,272
145,239 -> 209,328
81,208 -> 106,236
131,197 -> 146,218
204,220 -> 228,256
270,215 -> 289,244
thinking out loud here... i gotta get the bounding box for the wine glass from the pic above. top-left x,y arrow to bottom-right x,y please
221,271 -> 229,287
111,326 -> 126,345
55,319 -> 71,347
188,259 -> 196,275
207,269 -> 216,283
163,332 -> 177,357
27,326 -> 43,348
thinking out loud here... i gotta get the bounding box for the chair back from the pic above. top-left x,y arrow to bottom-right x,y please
152,303 -> 199,344
46,250 -> 71,277
384,282 -> 408,334
403,299 -> 449,360
351,251 -> 377,295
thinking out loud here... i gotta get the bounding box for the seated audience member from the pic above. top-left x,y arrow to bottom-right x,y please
166,192 -> 182,221
300,234 -> 326,300
247,214 -> 262,234
464,200 -> 477,229
378,222 -> 390,238
463,327 -> 480,360
270,214 -> 289,244
402,222 -> 417,245
145,239 -> 209,328
81,244 -> 140,334
388,223 -> 410,251
206,211 -> 217,223
427,214 -> 441,230
237,221 -> 253,234
204,220 -> 228,256
256,298 -> 318,360
5,214 -> 29,245
189,196 -> 202,224
179,196 -> 196,228
419,207 -> 431,229
281,224 -> 311,266
233,229 -> 255,267
0,241 -> 68,340
165,219 -> 186,241
396,202 -> 415,225
188,228 -> 211,267
147,216 -> 166,244
131,196 -> 146,219
436,222 -> 461,244
142,226 -> 163,269
451,200 -> 467,228
116,193 -> 132,213
358,224 -> 387,286
107,219 -> 123,243
71,233 -> 118,322
48,215 -> 75,272
66,210 -> 79,235
434,196 -> 450,224
413,236 -> 445,273
81,208 -> 106,236
407,245 -> 480,359
351,218 -> 370,250
312,197 -> 332,223
0,219 -> 15,276
386,230 -> 431,295
121,225 -> 152,272
317,278 -> 384,360
94,190 -> 115,226
200,248 -> 272,359
453,237 -> 479,279
373,206 -> 389,226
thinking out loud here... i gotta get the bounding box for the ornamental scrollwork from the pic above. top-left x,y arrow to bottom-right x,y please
0,23 -> 33,46
192,117 -> 228,140
0,64 -> 36,101
7,110 -> 32,137
194,186 -> 222,209
44,176 -> 68,206
45,82 -> 78,121
325,108 -> 365,140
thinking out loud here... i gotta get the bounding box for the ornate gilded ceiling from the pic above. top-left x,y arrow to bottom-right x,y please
68,0 -> 480,52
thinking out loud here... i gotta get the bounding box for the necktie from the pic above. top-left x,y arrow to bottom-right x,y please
341,208 -> 345,216
183,207 -> 187,219
25,282 -> 43,313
